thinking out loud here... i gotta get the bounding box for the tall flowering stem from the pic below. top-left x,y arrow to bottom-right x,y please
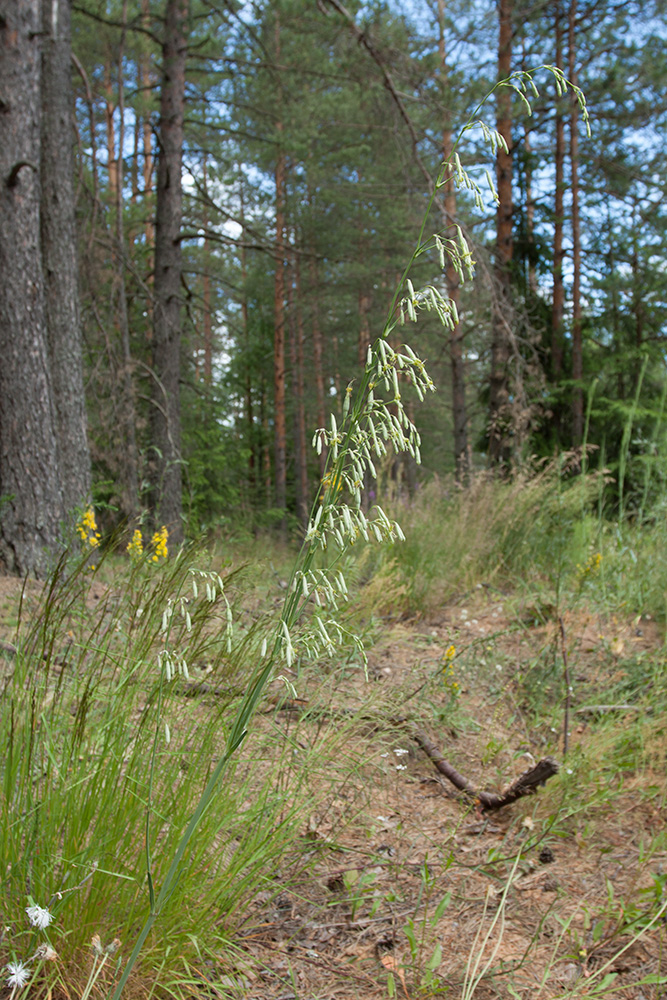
111,66 -> 589,999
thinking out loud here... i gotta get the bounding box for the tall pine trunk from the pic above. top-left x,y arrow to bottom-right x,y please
488,0 -> 514,469
151,0 -> 188,541
104,55 -> 118,202
273,12 -> 287,521
40,0 -> 91,513
439,0 -> 469,482
569,0 -> 583,444
202,157 -> 213,384
273,151 -> 287,517
112,0 -> 139,520
0,0 -> 64,574
141,0 -> 154,250
292,248 -> 308,527
551,0 -> 565,384
239,181 -> 256,496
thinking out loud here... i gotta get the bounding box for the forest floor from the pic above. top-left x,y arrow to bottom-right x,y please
1,572 -> 666,1000
227,588 -> 667,1000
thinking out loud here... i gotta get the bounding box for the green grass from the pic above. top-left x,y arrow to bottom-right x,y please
2,468 -> 667,999
0,545 -> 341,996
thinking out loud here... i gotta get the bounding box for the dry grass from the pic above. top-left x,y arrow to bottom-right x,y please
1,552 -> 666,1000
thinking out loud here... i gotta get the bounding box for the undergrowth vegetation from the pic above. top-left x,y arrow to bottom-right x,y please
0,552 -> 302,980
2,472 -> 667,999
3,69 -> 667,1000
360,460 -> 667,625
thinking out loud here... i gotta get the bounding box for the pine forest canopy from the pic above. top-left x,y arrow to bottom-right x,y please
1,0 -> 666,574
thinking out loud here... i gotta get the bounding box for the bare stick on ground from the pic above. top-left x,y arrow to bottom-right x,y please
412,728 -> 559,811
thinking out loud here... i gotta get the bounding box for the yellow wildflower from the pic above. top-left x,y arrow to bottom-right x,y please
126,529 -> 144,561
441,645 -> 459,698
151,526 -> 168,562
576,551 -> 602,584
77,507 -> 101,549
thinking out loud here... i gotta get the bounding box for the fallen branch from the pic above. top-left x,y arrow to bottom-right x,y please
258,698 -> 559,811
412,728 -> 559,811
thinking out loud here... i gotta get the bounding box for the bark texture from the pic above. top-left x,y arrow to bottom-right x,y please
151,0 -> 189,542
0,0 -> 64,574
487,0 -> 513,468
40,0 -> 91,513
439,0 -> 468,482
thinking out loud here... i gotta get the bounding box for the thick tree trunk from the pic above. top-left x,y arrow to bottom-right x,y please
0,0 -> 64,575
487,0 -> 513,469
551,0 -> 565,383
151,0 -> 188,542
569,0 -> 583,444
439,0 -> 469,482
40,0 -> 91,514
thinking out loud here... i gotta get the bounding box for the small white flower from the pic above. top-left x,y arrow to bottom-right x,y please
25,905 -> 53,930
6,962 -> 30,989
393,749 -> 409,756
380,753 -> 389,758
395,764 -> 407,771
566,768 -> 573,775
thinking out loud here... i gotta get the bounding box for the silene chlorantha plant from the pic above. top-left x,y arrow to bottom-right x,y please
106,66 -> 589,999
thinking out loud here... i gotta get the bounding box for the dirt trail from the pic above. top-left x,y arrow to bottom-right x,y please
233,593 -> 667,999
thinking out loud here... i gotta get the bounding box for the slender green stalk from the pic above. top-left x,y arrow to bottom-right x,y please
109,66 -> 589,999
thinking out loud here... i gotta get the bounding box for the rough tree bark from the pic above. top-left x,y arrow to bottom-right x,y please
0,0 -> 64,575
151,0 -> 189,542
487,0 -> 514,469
40,0 -> 91,513
438,0 -> 469,482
